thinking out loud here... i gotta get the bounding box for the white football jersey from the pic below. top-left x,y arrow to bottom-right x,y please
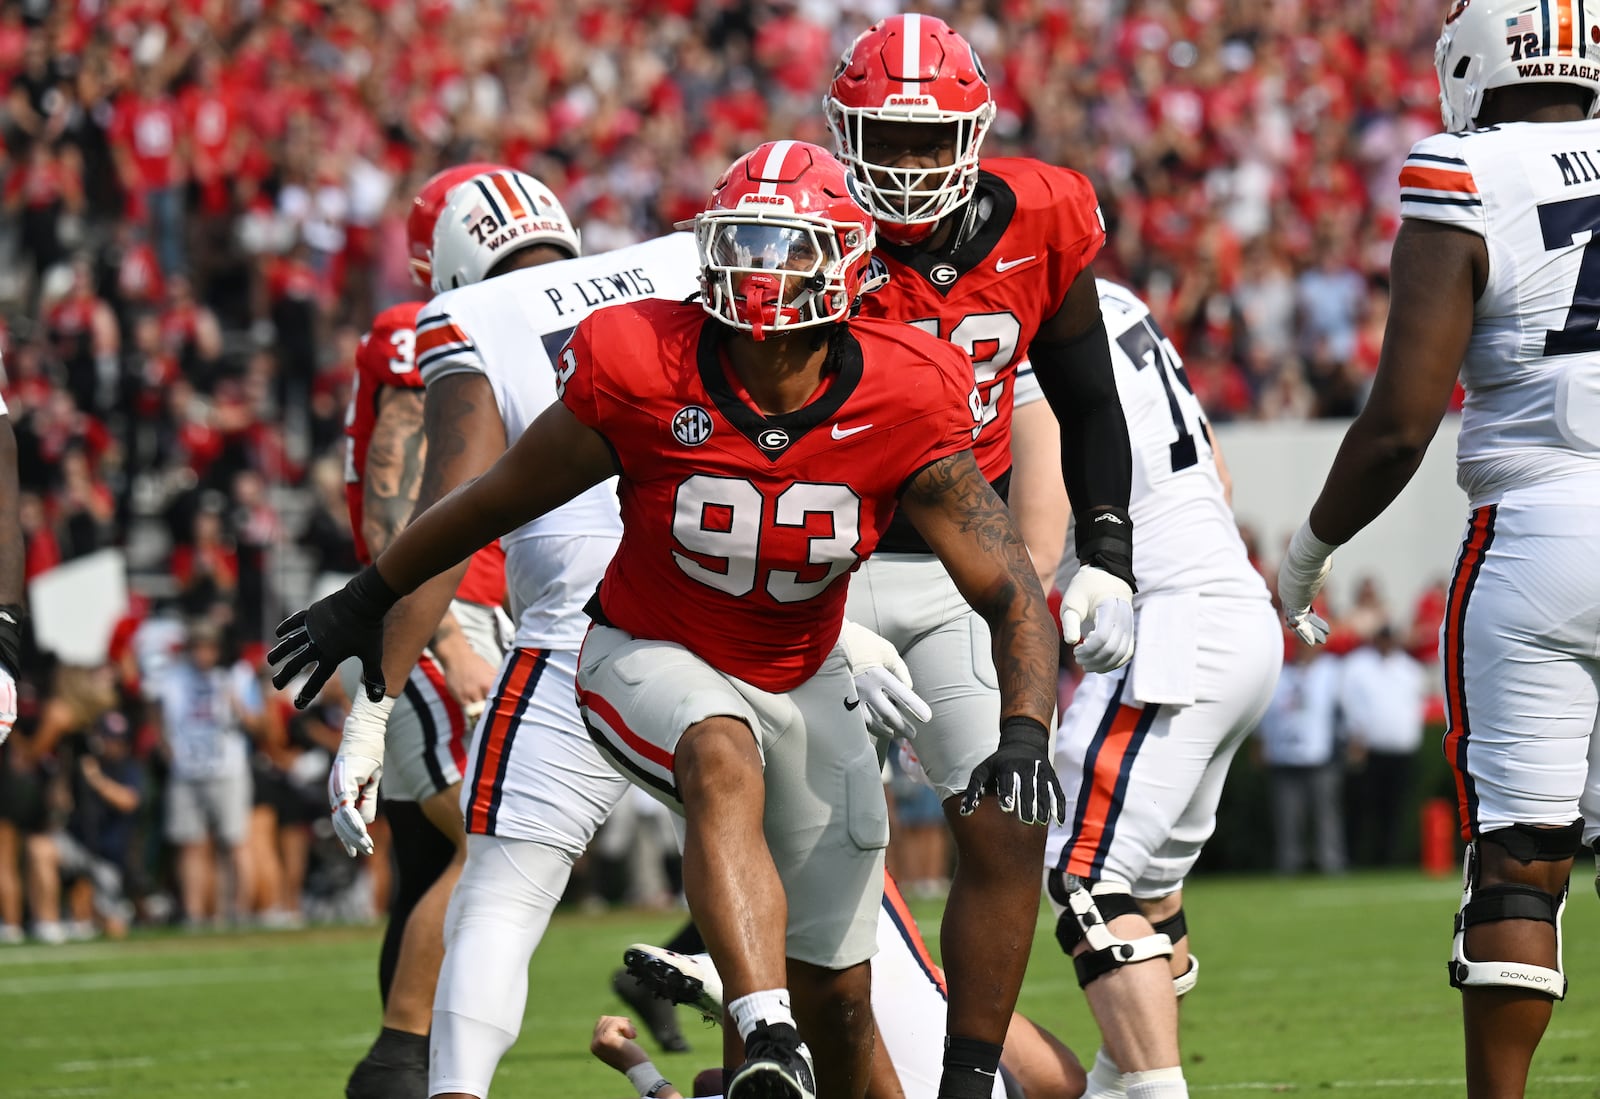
1017,280 -> 1265,603
416,232 -> 701,648
1400,121 -> 1600,505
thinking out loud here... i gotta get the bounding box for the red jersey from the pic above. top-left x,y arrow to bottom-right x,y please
560,299 -> 980,692
344,302 -> 505,606
858,157 -> 1105,483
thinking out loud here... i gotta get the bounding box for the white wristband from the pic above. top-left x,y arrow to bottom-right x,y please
625,1062 -> 669,1097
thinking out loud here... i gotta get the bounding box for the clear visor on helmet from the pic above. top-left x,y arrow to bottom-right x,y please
696,215 -> 853,336
705,222 -> 828,280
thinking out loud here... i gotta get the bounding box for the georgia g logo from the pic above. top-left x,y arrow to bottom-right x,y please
672,405 -> 714,446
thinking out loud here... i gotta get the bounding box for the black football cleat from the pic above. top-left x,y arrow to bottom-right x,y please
612,966 -> 690,1053
726,1021 -> 816,1099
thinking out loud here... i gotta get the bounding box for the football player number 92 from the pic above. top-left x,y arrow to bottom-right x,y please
671,475 -> 863,603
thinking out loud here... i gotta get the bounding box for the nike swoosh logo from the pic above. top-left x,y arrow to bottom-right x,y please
995,255 -> 1036,272
831,423 -> 872,439
844,698 -> 860,711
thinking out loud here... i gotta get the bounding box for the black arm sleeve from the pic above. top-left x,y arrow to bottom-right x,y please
1030,318 -> 1136,590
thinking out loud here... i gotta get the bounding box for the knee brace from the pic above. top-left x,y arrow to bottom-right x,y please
1152,909 -> 1198,998
1448,823 -> 1581,999
1048,872 -> 1173,989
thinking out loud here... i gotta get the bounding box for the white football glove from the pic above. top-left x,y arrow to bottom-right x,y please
328,692 -> 394,857
0,664 -> 15,747
838,620 -> 931,740
1277,520 -> 1336,645
1060,565 -> 1136,674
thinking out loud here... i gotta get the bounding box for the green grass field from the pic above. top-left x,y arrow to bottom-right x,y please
3,870 -> 1598,1097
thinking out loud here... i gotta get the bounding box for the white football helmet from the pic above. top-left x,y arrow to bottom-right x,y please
1436,0 -> 1600,132
430,169 -> 581,292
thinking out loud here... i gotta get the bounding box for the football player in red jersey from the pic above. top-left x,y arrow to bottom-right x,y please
271,141 -> 1062,1099
826,15 -> 1138,1098
340,162 -> 511,1099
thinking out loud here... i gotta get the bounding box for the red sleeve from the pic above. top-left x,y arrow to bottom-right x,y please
1037,163 -> 1106,312
359,305 -> 423,390
555,312 -> 606,435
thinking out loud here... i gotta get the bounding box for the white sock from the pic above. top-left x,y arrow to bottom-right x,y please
1126,1066 -> 1187,1099
1085,1046 -> 1129,1099
727,989 -> 794,1041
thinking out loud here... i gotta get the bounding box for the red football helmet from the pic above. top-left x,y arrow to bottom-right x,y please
825,13 -> 996,244
680,141 -> 882,341
407,162 -> 505,288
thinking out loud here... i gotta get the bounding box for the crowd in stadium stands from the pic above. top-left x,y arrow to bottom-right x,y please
0,0 -> 1459,939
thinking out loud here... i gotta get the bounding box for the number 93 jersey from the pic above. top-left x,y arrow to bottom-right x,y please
857,157 -> 1105,484
1401,121 -> 1600,504
559,299 -> 982,693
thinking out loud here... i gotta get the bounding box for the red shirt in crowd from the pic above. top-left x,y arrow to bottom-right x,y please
111,91 -> 182,191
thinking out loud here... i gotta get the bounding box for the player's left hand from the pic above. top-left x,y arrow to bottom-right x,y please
1060,565 -> 1135,674
1277,520 -> 1336,646
960,717 -> 1065,826
328,692 -> 394,857
838,620 -> 931,740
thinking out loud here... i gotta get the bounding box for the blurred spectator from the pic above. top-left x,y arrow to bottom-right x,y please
22,662 -> 119,943
244,668 -> 321,929
54,445 -> 116,560
299,456 -> 361,580
43,259 -> 118,415
170,505 -> 237,618
1256,640 -> 1346,876
5,140 -> 84,286
156,619 -> 255,928
885,741 -> 951,900
1340,575 -> 1391,645
1406,577 -> 1448,666
111,62 -> 185,276
1338,626 -> 1427,867
42,708 -> 144,940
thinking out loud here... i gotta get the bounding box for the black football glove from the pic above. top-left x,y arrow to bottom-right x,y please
268,565 -> 400,708
959,716 -> 1065,826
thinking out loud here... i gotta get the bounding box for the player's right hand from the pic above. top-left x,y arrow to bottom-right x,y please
269,565 -> 400,708
328,692 -> 394,857
1277,520 -> 1336,646
837,620 -> 932,740
0,663 -> 15,747
1060,565 -> 1136,674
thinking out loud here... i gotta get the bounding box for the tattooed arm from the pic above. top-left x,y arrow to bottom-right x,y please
362,388 -> 427,559
898,449 -> 1060,729
376,373 -> 509,696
